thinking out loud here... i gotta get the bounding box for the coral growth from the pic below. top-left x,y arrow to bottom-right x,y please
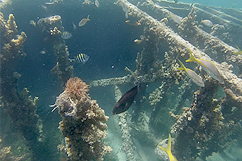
53,77 -> 111,161
65,77 -> 89,98
0,12 -> 42,159
37,15 -> 73,85
170,80 -> 241,160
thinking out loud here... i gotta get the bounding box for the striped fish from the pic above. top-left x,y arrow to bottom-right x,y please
76,53 -> 89,64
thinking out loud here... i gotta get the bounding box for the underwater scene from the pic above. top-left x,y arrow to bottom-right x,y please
0,0 -> 242,160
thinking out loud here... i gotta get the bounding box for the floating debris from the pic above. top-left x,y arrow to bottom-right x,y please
79,15 -> 90,27
112,85 -> 140,115
61,31 -> 72,39
76,53 -> 89,64
178,60 -> 205,87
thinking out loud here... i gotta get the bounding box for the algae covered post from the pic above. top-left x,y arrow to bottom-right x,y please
0,12 -> 43,159
52,77 -> 112,160
37,15 -> 73,86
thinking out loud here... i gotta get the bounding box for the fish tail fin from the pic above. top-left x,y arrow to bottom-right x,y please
158,134 -> 172,154
236,45 -> 241,52
177,59 -> 185,71
186,50 -> 196,62
87,15 -> 90,21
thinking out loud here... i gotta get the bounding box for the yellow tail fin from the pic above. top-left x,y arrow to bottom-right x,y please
236,45 -> 241,52
186,49 -> 197,62
177,60 -> 185,71
86,15 -> 90,21
158,134 -> 178,161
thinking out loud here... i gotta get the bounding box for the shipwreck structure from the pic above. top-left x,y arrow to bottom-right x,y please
90,0 -> 242,160
1,0 -> 242,160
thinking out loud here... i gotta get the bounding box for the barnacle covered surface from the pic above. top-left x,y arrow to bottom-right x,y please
53,77 -> 111,161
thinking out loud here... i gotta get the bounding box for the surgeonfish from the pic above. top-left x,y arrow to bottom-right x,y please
178,60 -> 205,87
76,53 -> 89,64
112,85 -> 140,115
234,46 -> 242,55
186,51 -> 224,84
158,134 -> 178,161
201,19 -> 213,27
79,15 -> 90,27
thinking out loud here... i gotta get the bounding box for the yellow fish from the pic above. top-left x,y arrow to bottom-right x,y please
158,134 -> 178,161
234,46 -> 242,55
178,60 -> 205,87
186,50 -> 224,84
78,15 -> 90,27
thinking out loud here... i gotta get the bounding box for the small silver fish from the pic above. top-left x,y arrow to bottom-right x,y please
201,19 -> 213,27
186,52 -> 224,84
29,20 -> 36,27
83,0 -> 92,5
78,15 -> 90,27
72,22 -> 76,30
61,31 -> 72,39
95,0 -> 99,7
76,53 -> 89,64
178,60 -> 205,87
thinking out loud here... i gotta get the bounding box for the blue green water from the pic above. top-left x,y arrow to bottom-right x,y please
1,0 -> 242,160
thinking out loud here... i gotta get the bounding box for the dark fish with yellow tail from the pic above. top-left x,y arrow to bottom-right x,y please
112,85 -> 140,115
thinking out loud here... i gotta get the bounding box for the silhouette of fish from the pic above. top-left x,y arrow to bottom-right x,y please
112,85 -> 140,115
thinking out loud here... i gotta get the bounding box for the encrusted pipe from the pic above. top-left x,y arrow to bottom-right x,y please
53,77 -> 112,161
